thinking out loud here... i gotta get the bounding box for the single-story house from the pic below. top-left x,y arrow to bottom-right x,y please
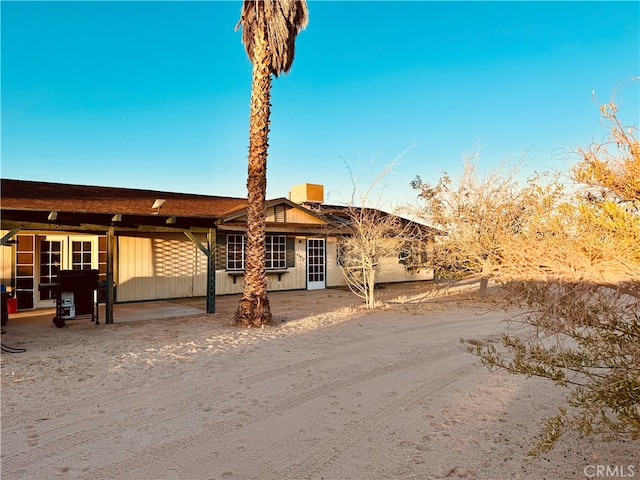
1,179 -> 437,320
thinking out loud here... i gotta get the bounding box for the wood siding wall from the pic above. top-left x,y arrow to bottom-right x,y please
326,238 -> 347,288
377,256 -> 434,283
215,236 -> 308,295
117,232 -> 207,302
325,237 -> 434,287
264,205 -> 325,224
2,230 -> 434,305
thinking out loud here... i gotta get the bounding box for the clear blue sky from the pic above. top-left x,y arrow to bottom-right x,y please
2,1 -> 638,209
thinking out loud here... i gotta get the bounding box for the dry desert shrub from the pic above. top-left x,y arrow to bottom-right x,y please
414,103 -> 640,454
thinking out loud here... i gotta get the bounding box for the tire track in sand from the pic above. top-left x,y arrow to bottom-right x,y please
92,344 -> 468,480
274,364 -> 471,479
1,320 -> 453,473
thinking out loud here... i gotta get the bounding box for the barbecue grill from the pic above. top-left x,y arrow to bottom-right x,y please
52,270 -> 99,328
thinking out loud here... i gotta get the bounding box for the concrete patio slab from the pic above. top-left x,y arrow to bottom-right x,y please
2,300 -> 205,334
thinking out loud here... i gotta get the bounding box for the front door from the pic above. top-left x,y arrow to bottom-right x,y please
37,237 -> 64,306
306,238 -> 325,290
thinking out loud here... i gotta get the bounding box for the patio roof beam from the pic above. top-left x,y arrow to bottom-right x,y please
184,232 -> 209,256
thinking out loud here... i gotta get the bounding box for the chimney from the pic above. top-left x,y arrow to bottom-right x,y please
289,183 -> 324,205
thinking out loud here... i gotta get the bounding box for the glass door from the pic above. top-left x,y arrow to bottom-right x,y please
38,238 -> 63,304
306,238 -> 326,290
15,235 -> 35,310
34,235 -> 99,308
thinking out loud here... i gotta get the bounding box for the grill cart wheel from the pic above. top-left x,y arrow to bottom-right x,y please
52,317 -> 66,328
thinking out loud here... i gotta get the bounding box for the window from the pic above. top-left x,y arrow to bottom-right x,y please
98,236 -> 108,303
226,234 -> 245,270
266,235 -> 286,269
16,235 -> 35,309
226,234 -> 287,270
39,240 -> 61,300
72,241 -> 93,270
398,241 -> 429,271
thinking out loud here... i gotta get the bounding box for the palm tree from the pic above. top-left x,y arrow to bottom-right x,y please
233,0 -> 308,327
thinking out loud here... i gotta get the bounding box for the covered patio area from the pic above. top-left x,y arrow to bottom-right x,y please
2,300 -> 206,335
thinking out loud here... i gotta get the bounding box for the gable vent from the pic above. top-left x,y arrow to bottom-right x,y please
275,205 -> 285,222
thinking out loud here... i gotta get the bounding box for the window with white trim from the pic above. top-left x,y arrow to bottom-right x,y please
266,235 -> 286,269
226,234 -> 245,270
72,241 -> 93,270
226,234 -> 287,270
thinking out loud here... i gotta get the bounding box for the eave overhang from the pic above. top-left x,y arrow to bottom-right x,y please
0,208 -> 218,233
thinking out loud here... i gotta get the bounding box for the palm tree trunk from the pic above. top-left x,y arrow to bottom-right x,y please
233,11 -> 273,327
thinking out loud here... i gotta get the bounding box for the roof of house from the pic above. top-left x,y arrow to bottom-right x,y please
1,178 -> 440,237
313,203 -> 442,238
1,178 -> 247,218
0,178 -> 254,231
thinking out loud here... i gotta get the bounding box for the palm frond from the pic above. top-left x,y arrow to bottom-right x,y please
237,0 -> 309,76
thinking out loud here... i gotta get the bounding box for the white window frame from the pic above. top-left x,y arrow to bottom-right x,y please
71,239 -> 94,270
226,234 -> 287,271
226,234 -> 245,271
266,235 -> 286,269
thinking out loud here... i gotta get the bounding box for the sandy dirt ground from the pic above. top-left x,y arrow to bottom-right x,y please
1,283 -> 637,480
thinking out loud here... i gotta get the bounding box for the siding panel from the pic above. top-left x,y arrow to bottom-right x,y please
117,232 -> 432,301
284,208 -> 325,224
117,233 -> 207,302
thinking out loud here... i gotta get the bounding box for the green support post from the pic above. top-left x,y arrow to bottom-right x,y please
105,227 -> 115,324
207,228 -> 216,314
184,229 -> 217,314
